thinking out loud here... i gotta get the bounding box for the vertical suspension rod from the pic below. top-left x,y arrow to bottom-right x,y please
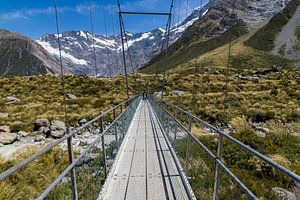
53,1 -> 78,200
117,0 -> 130,99
120,19 -> 137,94
88,0 -> 98,77
161,0 -> 175,100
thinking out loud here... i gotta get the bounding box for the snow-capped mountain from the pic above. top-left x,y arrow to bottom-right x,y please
37,0 -> 291,76
37,3 -> 211,76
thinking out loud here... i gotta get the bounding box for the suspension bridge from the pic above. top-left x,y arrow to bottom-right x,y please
0,0 -> 300,200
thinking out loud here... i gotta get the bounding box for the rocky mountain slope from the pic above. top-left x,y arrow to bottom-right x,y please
245,0 -> 300,66
37,3 -> 212,76
142,0 -> 292,72
0,30 -> 61,76
272,1 -> 300,66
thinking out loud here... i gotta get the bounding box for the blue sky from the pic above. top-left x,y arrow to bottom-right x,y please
0,0 -> 208,39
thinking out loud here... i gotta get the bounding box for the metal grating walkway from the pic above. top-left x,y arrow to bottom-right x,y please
99,99 -> 194,200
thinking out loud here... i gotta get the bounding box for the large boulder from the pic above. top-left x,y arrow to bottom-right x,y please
50,120 -> 66,138
0,126 -> 17,145
33,118 -> 50,131
39,126 -> 50,135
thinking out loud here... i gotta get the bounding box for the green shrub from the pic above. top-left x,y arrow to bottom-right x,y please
10,121 -> 25,132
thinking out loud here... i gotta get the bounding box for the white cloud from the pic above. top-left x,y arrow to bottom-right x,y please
0,10 -> 28,20
0,4 -> 97,22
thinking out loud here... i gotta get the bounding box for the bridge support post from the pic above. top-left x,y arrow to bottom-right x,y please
172,124 -> 178,147
101,134 -> 107,179
114,122 -> 118,147
99,116 -> 107,179
213,135 -> 224,200
113,108 -> 116,120
185,115 -> 192,180
67,132 -> 78,200
188,115 -> 192,132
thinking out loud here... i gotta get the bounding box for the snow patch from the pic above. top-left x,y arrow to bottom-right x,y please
125,32 -> 133,37
37,40 -> 88,66
202,8 -> 209,16
94,37 -> 116,47
171,14 -> 200,34
74,42 -> 83,49
80,31 -> 87,39
159,28 -> 166,33
54,34 -> 62,38
126,32 -> 152,48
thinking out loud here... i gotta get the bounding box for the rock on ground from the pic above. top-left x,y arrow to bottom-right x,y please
6,96 -> 20,104
33,118 -> 50,131
172,90 -> 185,96
50,120 -> 66,138
0,126 -> 17,145
18,131 -> 29,137
154,91 -> 163,98
272,187 -> 298,200
66,94 -> 77,99
79,119 -> 87,126
34,135 -> 45,142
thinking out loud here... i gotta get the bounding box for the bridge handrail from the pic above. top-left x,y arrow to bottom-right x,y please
0,96 -> 136,181
155,97 -> 300,183
149,97 -> 258,199
37,96 -> 138,199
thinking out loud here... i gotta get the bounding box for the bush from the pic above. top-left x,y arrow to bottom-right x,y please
94,99 -> 105,108
10,121 -> 24,132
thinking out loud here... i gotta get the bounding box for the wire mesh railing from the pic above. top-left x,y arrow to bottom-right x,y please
38,96 -> 141,199
0,96 -> 141,200
149,96 -> 300,200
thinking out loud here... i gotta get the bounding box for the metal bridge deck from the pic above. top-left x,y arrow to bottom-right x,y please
99,99 -> 192,200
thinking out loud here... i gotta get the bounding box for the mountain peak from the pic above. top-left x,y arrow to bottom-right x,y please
37,4 -> 209,76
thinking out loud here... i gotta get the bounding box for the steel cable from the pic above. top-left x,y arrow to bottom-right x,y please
53,0 -> 68,125
88,0 -> 98,77
101,0 -> 113,77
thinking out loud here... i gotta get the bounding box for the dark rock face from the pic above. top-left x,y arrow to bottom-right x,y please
0,30 -> 60,76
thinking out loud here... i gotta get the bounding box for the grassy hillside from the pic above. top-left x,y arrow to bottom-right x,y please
141,0 -> 251,73
141,20 -> 248,73
0,75 -> 139,131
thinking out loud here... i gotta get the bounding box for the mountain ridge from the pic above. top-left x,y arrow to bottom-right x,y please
36,3 -> 212,76
142,0 -> 292,72
0,30 -> 61,76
